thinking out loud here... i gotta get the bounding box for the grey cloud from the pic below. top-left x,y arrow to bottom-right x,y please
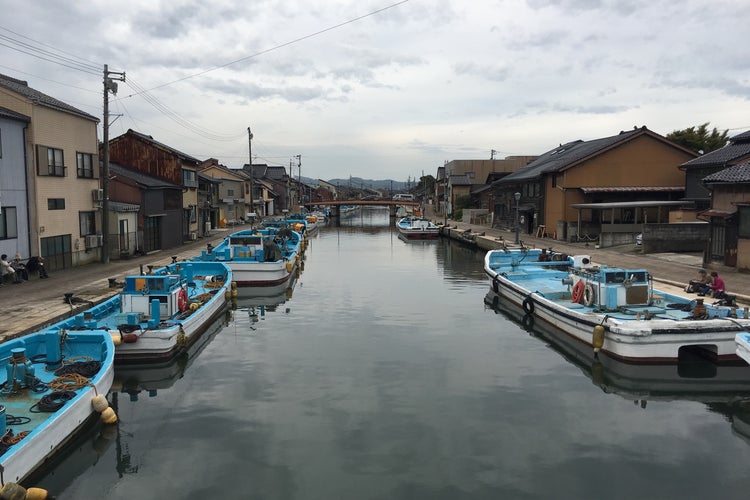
454,62 -> 509,82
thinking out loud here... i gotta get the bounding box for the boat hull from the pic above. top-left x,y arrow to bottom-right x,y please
486,291 -> 750,399
737,333 -> 750,365
226,260 -> 297,288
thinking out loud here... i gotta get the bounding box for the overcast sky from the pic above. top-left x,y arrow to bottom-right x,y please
1,0 -> 748,182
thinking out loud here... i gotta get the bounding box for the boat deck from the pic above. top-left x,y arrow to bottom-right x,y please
496,265 -> 740,322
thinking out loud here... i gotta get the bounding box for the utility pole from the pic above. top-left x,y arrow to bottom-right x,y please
247,127 -> 254,220
288,158 -> 293,212
295,154 -> 302,210
102,64 -> 125,264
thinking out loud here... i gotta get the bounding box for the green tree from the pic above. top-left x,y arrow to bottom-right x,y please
666,122 -> 729,154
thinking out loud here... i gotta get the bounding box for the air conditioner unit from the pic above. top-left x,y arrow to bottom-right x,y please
190,232 -> 197,241
92,189 -> 104,202
85,234 -> 100,248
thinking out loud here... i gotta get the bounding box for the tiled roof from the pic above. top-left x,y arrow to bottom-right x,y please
580,186 -> 684,193
449,174 -> 472,186
0,73 -> 98,122
681,130 -> 750,168
109,162 -> 180,189
702,162 -> 750,183
498,128 -> 649,182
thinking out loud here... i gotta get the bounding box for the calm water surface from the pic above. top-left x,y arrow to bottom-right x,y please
33,208 -> 750,499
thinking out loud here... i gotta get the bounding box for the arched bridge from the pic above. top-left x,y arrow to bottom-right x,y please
304,199 -> 419,208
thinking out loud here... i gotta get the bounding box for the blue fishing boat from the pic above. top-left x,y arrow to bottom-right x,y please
194,227 -> 302,289
484,247 -> 750,363
0,328 -> 115,489
53,261 -> 233,364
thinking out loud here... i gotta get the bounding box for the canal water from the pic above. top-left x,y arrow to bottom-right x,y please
31,207 -> 750,499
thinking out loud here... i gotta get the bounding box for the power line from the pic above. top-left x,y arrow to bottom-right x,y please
124,78 -> 246,141
135,0 -> 412,94
0,27 -> 101,75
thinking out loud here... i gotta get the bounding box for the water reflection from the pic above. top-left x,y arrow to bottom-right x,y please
22,418 -> 115,493
484,289 -> 750,441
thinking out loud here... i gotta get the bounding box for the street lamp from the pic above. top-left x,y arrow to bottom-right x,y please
514,192 -> 521,244
443,177 -> 449,227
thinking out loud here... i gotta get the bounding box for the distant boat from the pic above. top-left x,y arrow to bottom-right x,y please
396,216 -> 439,240
53,261 -> 232,364
484,247 -> 749,363
0,328 -> 115,486
194,227 -> 302,290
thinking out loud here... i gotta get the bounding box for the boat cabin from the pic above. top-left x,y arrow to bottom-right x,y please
571,266 -> 652,309
225,234 -> 265,260
121,274 -> 186,320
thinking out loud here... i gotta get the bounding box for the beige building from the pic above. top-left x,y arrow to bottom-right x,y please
0,73 -> 100,270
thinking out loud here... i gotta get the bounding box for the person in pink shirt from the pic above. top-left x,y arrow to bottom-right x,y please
699,271 -> 725,298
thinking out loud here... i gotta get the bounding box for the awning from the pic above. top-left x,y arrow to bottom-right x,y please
108,201 -> 140,213
579,186 -> 684,194
571,200 -> 687,209
698,208 -> 735,218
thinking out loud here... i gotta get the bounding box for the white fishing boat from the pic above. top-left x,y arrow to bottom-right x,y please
194,227 -> 302,289
395,216 -> 439,240
53,261 -> 233,364
484,247 -> 749,363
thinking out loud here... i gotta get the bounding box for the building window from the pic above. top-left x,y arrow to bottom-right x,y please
738,207 -> 750,238
165,190 -> 182,210
48,198 -> 65,210
227,188 -> 234,197
183,169 -> 197,188
36,145 -> 65,176
77,152 -> 95,178
79,211 -> 96,236
0,206 -> 18,239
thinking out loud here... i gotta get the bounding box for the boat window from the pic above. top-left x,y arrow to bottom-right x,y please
627,271 -> 647,283
605,271 -> 626,284
147,277 -> 166,292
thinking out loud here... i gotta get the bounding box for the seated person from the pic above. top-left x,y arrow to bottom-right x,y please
685,269 -> 711,293
698,271 -> 724,298
0,254 -> 20,284
25,256 -> 49,278
10,254 -> 28,281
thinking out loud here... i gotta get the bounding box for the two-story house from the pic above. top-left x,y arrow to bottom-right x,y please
199,159 -> 247,225
494,126 -> 697,244
108,129 -> 201,245
0,73 -> 100,270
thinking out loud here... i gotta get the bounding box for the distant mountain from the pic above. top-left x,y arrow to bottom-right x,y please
325,177 -> 409,191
